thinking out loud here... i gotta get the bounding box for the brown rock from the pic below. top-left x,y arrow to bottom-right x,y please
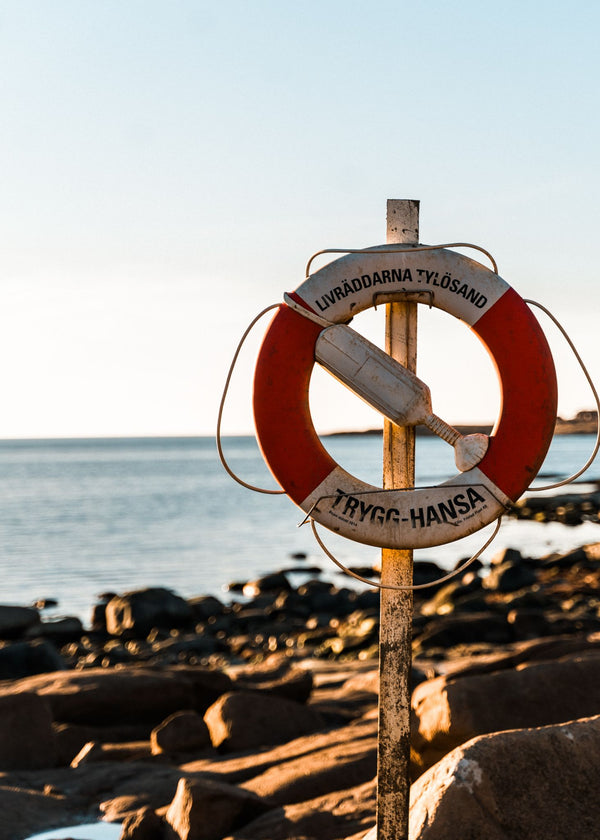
181,715 -> 378,785
99,765 -> 202,818
225,778 -> 376,839
241,738 -> 376,806
407,714 -> 600,839
120,806 -> 169,840
71,740 -> 153,766
204,691 -> 325,752
0,691 -> 56,770
53,721 -> 152,765
151,711 -> 213,755
105,587 -> 194,636
0,605 -> 40,638
412,651 -> 600,770
165,777 -> 269,840
0,784 -> 79,840
0,638 -> 66,679
232,666 -> 313,704
1,667 -> 197,725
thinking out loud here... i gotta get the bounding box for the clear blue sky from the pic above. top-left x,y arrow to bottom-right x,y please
1,0 -> 598,438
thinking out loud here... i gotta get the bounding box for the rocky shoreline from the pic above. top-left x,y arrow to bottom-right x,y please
0,524 -> 599,839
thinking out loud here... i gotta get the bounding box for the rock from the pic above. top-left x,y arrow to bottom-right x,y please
98,765 -> 204,819
71,740 -> 153,766
242,572 -> 291,598
482,560 -> 537,592
0,784 -> 80,840
413,560 -> 448,589
32,598 -> 59,610
0,691 -> 56,769
1,667 -> 197,725
296,580 -> 342,613
151,710 -> 213,755
204,691 -> 325,752
232,666 -> 313,704
188,595 -> 226,621
541,546 -> 590,569
105,587 -> 194,636
120,806 -> 168,840
412,651 -> 600,770
0,639 -> 66,679
407,715 -> 600,839
419,576 -> 483,617
506,607 -> 553,639
413,613 -> 511,652
26,616 -> 84,643
0,605 -> 40,638
165,777 -> 269,840
225,779 -> 376,840
181,715 -> 378,786
166,665 -> 234,711
439,631 -> 600,679
53,721 -> 152,765
241,737 -> 377,806
91,601 -> 108,631
489,546 -> 524,566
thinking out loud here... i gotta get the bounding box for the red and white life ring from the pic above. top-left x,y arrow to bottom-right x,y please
253,246 -> 557,549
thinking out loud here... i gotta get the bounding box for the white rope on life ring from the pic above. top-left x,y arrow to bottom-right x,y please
252,245 -> 558,550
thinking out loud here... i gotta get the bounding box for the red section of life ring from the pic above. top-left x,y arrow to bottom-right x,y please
252,249 -> 557,549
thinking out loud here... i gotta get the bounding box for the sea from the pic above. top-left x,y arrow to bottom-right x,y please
1,433 -> 599,627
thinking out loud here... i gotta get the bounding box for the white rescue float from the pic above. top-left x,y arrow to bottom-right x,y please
252,246 -> 558,549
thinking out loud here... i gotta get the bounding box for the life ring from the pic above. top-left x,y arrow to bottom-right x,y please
253,246 -> 557,549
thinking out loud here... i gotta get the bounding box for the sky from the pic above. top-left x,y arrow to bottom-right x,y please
1,0 -> 599,439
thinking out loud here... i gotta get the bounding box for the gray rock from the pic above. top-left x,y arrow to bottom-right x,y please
407,714 -> 600,839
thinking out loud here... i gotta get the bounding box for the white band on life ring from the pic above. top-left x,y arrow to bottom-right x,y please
253,246 -> 557,549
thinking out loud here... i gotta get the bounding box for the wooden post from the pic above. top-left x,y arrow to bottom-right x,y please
376,199 -> 420,839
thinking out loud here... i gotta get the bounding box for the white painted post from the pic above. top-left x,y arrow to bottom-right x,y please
376,199 -> 419,839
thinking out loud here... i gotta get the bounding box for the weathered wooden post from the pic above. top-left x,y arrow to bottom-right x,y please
377,198 -> 419,839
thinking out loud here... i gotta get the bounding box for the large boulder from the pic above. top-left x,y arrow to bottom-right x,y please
412,651 -> 600,769
407,715 -> 600,839
0,667 -> 198,725
204,691 -> 325,752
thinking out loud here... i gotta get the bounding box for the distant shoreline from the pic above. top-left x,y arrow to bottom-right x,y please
326,414 -> 598,438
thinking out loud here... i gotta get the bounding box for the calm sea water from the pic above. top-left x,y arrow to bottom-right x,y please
1,434 -> 599,626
